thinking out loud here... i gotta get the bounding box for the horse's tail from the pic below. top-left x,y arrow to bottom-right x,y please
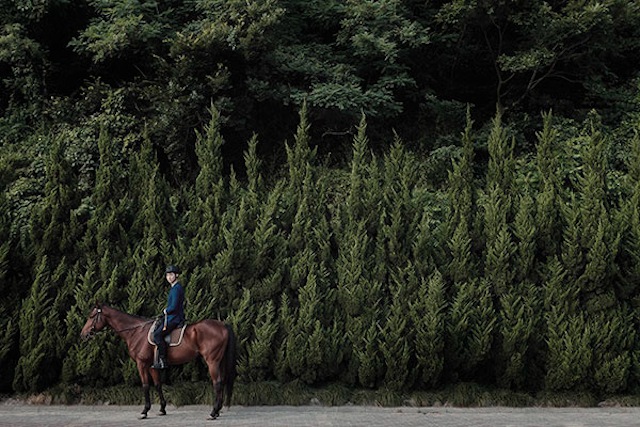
223,324 -> 237,407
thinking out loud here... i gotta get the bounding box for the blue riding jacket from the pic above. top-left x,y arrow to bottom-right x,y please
164,282 -> 185,327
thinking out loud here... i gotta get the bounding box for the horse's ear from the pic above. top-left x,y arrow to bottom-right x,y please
95,301 -> 101,308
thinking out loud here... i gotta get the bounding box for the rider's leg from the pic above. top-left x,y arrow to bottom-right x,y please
152,325 -> 169,369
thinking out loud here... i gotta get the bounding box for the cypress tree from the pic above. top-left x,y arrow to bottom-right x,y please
286,100 -> 317,201
194,104 -> 225,212
446,106 -> 475,241
380,266 -> 416,390
0,191 -> 18,390
131,133 -> 173,246
509,193 -> 543,387
274,292 -> 291,383
226,289 -> 254,382
347,114 -> 369,222
250,185 -> 287,302
285,270 -> 329,384
543,258 -> 590,391
560,196 -> 584,283
617,130 -> 640,299
381,289 -> 410,390
496,286 -> 538,389
535,111 -> 561,258
445,279 -> 496,380
574,119 -> 620,314
448,214 -> 473,284
246,300 -> 278,381
486,111 -> 515,198
13,256 -> 61,392
514,193 -> 537,282
81,126 -> 128,268
482,109 -> 515,292
544,309 -> 592,391
336,218 -> 383,385
211,198 -> 253,313
289,165 -> 331,279
182,265 -> 218,321
444,108 -> 476,286
377,140 -> 421,283
244,134 -> 263,209
127,132 -> 177,316
579,219 -> 617,313
485,224 -> 516,297
17,133 -> 83,391
590,309 -> 634,393
483,115 -> 526,388
30,136 -> 81,264
185,103 -> 227,267
483,183 -> 511,255
61,262 -> 100,385
409,269 -> 447,388
355,320 -> 383,388
336,221 -> 370,317
577,119 -> 607,249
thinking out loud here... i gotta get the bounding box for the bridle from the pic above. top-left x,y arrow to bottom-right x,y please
85,306 -> 155,339
86,307 -> 103,339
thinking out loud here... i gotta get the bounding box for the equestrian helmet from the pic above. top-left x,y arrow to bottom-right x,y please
165,265 -> 181,274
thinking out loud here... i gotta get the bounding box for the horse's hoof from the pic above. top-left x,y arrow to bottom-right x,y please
207,413 -> 219,420
157,410 -> 166,416
139,413 -> 148,420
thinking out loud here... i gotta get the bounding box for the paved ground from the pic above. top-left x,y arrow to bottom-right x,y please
2,404 -> 640,427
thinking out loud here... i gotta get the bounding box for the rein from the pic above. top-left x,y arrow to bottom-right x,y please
87,308 -> 154,337
112,320 -> 155,333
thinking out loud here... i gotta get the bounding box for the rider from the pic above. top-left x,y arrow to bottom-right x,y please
152,265 -> 186,369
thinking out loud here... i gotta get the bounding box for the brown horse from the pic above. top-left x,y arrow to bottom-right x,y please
80,303 -> 237,420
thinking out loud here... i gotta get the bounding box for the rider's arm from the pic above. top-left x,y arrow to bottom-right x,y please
165,286 -> 179,315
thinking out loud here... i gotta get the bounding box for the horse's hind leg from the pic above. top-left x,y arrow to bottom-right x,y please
150,368 -> 167,415
206,360 -> 223,420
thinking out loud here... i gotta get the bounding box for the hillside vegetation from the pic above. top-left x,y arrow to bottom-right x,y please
1,0 -> 640,400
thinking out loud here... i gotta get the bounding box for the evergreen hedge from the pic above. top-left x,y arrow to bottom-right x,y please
1,105 -> 640,399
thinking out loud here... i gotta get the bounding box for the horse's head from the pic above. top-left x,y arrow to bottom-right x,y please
80,303 -> 108,340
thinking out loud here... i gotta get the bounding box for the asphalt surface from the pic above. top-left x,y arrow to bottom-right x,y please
2,404 -> 640,427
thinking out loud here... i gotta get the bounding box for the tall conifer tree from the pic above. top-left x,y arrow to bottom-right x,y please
410,270 -> 447,387
535,111 -> 562,258
13,257 -> 61,391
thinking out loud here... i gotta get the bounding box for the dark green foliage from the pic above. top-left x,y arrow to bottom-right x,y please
410,270 -> 447,388
589,309 -> 634,393
245,300 -> 278,382
545,310 -> 592,391
3,56 -> 640,401
496,284 -> 539,389
13,257 -> 60,392
446,279 -> 496,380
380,279 -> 411,391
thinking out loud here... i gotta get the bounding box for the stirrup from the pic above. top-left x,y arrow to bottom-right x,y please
152,358 -> 168,369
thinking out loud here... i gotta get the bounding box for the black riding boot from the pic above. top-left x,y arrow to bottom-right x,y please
152,341 -> 168,369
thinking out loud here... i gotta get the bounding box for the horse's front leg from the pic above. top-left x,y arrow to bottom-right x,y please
137,362 -> 152,419
140,384 -> 151,419
150,367 -> 167,415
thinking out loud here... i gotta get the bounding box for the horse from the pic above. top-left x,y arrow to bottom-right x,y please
80,303 -> 237,420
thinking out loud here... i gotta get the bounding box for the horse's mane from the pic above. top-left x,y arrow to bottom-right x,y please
101,303 -> 153,321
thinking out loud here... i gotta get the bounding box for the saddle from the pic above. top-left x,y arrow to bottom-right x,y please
147,319 -> 188,347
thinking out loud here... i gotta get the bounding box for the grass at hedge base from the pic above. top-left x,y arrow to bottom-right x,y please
18,381 -> 640,407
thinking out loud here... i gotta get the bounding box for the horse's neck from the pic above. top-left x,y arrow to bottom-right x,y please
103,307 -> 147,338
